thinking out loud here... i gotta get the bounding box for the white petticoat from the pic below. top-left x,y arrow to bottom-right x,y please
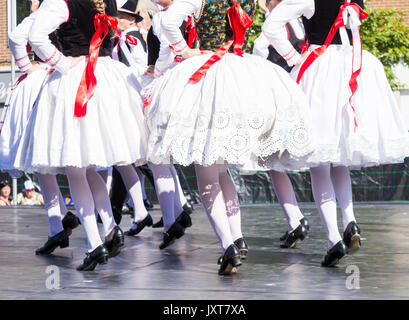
0,69 -> 49,177
144,52 -> 315,171
292,45 -> 409,169
13,57 -> 149,175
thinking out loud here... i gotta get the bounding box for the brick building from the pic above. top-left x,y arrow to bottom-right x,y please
369,0 -> 409,24
0,0 -> 8,69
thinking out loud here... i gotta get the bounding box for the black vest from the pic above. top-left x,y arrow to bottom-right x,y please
267,20 -> 306,73
302,0 -> 364,46
117,30 -> 147,67
57,0 -> 117,57
147,19 -> 189,66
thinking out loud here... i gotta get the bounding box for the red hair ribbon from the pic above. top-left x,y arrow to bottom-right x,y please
185,16 -> 198,49
74,13 -> 118,118
296,1 -> 368,131
188,1 -> 253,83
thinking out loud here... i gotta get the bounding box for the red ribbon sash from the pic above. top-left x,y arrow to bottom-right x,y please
74,13 -> 118,118
185,16 -> 198,49
188,1 -> 253,84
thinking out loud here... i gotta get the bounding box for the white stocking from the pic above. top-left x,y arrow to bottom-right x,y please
269,170 -> 304,232
65,167 -> 103,252
195,163 -> 233,252
170,165 -> 188,207
310,164 -> 342,249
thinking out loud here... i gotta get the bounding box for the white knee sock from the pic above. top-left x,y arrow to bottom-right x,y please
86,168 -> 116,237
135,168 -> 148,200
149,163 -> 178,231
37,173 -> 64,237
65,167 -> 103,252
170,165 -> 188,207
269,170 -> 303,232
195,164 -> 234,252
310,165 -> 342,250
218,165 -> 242,242
116,165 -> 148,223
331,166 -> 356,231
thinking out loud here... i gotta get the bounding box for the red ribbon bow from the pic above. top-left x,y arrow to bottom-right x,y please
74,13 -> 118,118
188,1 -> 253,83
296,1 -> 368,131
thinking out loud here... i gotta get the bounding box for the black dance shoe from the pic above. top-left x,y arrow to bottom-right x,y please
343,221 -> 361,254
176,211 -> 192,229
104,226 -> 125,258
144,199 -> 154,210
35,230 -> 70,255
183,202 -> 193,215
124,214 -> 153,236
321,240 -> 348,267
280,223 -> 308,248
159,221 -> 185,250
280,217 -> 310,241
234,237 -> 248,260
218,244 -> 242,275
62,211 -> 80,235
77,245 -> 109,271
152,217 -> 164,228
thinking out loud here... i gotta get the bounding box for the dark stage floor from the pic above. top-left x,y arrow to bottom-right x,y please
1,202 -> 409,300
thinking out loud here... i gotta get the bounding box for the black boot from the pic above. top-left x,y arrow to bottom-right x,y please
62,211 -> 80,235
152,217 -> 164,228
280,217 -> 309,241
35,230 -> 69,255
77,245 -> 109,271
218,244 -> 242,275
124,214 -> 153,236
176,211 -> 192,229
234,237 -> 248,260
343,221 -> 361,254
144,199 -> 154,210
321,240 -> 347,267
104,226 -> 125,258
280,223 -> 308,248
159,221 -> 185,250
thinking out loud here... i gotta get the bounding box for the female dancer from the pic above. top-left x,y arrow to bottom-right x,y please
13,0 -> 149,271
145,0 -> 315,275
264,0 -> 409,266
1,1 -> 80,255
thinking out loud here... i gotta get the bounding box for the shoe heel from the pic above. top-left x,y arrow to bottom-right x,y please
98,255 -> 108,265
240,249 -> 248,260
60,237 -> 69,249
348,234 -> 361,254
231,255 -> 242,267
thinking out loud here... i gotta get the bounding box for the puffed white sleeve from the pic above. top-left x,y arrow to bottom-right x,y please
262,0 -> 315,67
161,0 -> 202,55
28,0 -> 71,74
8,12 -> 41,72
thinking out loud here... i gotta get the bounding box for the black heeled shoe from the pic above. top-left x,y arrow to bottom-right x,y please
35,230 -> 70,255
159,221 -> 185,250
321,240 -> 348,267
144,199 -> 154,210
77,245 -> 109,271
234,237 -> 248,260
218,244 -> 242,275
279,217 -> 310,241
176,211 -> 192,229
280,223 -> 308,248
104,226 -> 125,258
62,211 -> 80,235
152,217 -> 164,228
343,221 -> 361,254
124,214 -> 153,236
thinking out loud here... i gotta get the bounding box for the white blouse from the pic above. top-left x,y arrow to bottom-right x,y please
8,12 -> 38,72
28,0 -> 71,74
262,0 -> 315,67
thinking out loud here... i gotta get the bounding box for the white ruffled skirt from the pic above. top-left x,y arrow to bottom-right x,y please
292,45 -> 409,169
13,56 -> 148,175
0,69 -> 49,177
145,52 -> 315,171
